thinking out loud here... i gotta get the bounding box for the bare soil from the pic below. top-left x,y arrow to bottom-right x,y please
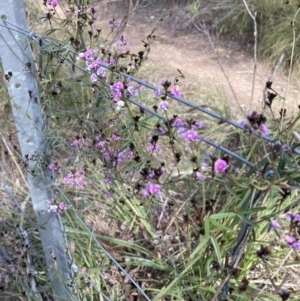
107,4 -> 299,120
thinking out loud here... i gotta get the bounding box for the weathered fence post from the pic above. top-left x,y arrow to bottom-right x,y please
0,1 -> 72,299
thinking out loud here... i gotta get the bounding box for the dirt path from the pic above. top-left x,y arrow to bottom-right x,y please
121,10 -> 299,121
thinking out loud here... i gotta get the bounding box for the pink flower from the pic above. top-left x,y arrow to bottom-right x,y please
182,129 -> 200,142
64,171 -> 85,186
75,171 -> 84,186
70,139 -> 79,146
195,121 -> 205,128
48,162 -> 57,171
51,0 -> 58,7
143,182 -> 161,197
196,172 -> 206,180
47,199 -> 67,214
170,86 -> 181,97
158,100 -> 169,111
214,159 -> 229,173
58,202 -> 67,211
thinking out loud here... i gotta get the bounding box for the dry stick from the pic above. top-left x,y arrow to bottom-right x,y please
0,133 -> 28,187
263,33 -> 300,112
193,22 -> 246,117
241,0 -> 257,112
253,249 -> 293,301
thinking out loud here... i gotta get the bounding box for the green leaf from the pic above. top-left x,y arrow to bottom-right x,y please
210,236 -> 222,264
190,237 -> 210,259
209,212 -> 236,220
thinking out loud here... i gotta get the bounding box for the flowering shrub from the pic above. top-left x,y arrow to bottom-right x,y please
3,1 -> 300,300
35,12 -> 300,294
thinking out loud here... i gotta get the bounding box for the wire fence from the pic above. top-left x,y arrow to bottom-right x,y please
1,19 -> 300,160
1,18 -> 300,301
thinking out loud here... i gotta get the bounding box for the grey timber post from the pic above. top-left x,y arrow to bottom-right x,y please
0,1 -> 72,299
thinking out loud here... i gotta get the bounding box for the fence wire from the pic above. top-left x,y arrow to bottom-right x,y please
1,19 -> 300,301
1,19 -> 300,161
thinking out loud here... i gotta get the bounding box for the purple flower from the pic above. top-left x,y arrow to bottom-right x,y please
87,59 -> 101,70
96,140 -> 108,148
51,0 -> 58,7
116,36 -> 129,52
75,171 -> 84,186
258,123 -> 268,135
70,139 -> 79,146
108,19 -> 121,30
214,159 -> 229,173
153,87 -> 161,97
194,121 -> 204,128
110,81 -> 124,91
90,73 -> 97,82
240,120 -> 247,127
147,144 -> 161,153
182,129 -> 200,142
105,190 -> 113,198
285,212 -> 300,223
96,67 -> 106,77
278,289 -> 290,301
172,118 -> 184,127
64,171 -> 85,187
270,220 -> 280,228
170,86 -> 181,97
127,86 -> 138,97
292,241 -> 300,250
196,172 -> 206,180
113,90 -> 122,102
285,235 -> 296,245
202,162 -> 210,168
47,199 -> 67,214
158,100 -> 169,111
143,182 -> 161,197
78,49 -> 95,62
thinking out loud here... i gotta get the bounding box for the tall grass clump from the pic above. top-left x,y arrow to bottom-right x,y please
1,0 -> 300,300
210,0 -> 300,73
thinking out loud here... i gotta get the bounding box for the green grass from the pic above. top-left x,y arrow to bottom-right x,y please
1,1 -> 300,300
